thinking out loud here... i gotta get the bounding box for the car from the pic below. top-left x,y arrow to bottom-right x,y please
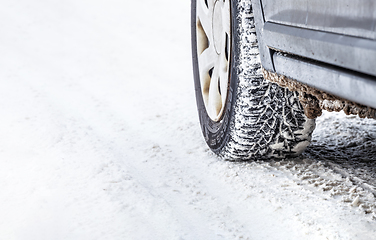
191,0 -> 376,160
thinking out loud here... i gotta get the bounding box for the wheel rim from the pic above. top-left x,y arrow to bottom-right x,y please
196,0 -> 231,122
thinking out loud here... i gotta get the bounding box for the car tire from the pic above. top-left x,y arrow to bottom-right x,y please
191,0 -> 316,160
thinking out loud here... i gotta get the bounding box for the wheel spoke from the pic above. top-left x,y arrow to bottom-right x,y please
219,59 -> 229,105
196,0 -> 214,40
219,0 -> 230,107
205,0 -> 216,11
222,0 -> 231,35
198,46 -> 217,76
198,45 -> 218,101
208,65 -> 222,119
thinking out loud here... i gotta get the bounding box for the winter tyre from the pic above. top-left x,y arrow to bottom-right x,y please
191,0 -> 316,160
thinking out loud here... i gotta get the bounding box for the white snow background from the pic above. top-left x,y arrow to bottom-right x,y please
0,1 -> 376,240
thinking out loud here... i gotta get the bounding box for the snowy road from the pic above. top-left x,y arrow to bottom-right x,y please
0,1 -> 376,239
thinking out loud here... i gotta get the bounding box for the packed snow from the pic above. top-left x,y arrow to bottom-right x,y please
0,1 -> 376,239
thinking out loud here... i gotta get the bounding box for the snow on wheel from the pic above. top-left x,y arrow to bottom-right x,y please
191,0 -> 316,160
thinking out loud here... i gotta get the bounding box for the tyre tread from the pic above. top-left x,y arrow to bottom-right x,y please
219,0 -> 316,160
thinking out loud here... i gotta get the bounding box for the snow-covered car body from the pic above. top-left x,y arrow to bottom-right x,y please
252,0 -> 376,109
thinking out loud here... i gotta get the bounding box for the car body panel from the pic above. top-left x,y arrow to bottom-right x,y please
251,0 -> 376,108
263,22 -> 376,77
273,53 -> 376,109
263,0 -> 376,40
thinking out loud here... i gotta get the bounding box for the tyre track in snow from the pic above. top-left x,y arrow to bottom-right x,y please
16,67 -> 376,239
306,113 -> 376,195
86,90 -> 376,239
304,112 -> 376,218
10,67 -> 264,239
5,78 -> 376,239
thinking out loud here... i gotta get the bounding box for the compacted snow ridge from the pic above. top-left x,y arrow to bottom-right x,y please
0,1 -> 376,240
